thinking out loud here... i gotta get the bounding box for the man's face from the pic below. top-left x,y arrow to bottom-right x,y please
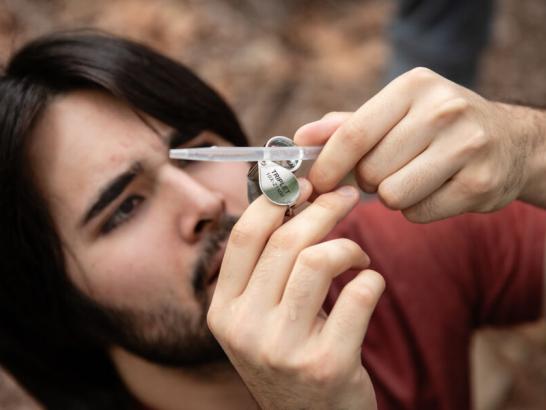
28,90 -> 249,365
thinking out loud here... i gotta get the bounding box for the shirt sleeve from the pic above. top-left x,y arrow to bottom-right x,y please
469,201 -> 546,325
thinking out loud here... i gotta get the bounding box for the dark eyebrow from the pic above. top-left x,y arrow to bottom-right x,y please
80,161 -> 143,227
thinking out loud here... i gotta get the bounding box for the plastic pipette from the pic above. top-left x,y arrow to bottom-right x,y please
169,146 -> 323,162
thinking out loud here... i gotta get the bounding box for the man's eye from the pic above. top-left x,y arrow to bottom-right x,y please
101,195 -> 144,234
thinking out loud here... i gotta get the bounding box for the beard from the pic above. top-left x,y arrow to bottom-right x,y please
65,214 -> 238,368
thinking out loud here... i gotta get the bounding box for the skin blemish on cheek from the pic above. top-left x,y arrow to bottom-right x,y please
108,153 -> 126,164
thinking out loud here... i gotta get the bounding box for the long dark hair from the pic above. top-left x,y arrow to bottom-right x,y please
0,31 -> 247,409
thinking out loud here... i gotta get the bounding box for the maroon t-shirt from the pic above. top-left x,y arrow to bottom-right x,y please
324,200 -> 546,410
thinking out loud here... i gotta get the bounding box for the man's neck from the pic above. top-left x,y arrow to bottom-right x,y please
110,347 -> 258,410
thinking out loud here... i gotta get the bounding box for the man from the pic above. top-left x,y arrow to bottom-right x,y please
0,32 -> 544,410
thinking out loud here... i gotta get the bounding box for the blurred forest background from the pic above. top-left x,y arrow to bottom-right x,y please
0,0 -> 545,409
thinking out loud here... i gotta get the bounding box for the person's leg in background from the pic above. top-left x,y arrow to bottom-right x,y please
387,0 -> 495,88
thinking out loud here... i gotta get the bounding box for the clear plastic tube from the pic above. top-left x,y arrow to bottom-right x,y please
169,146 -> 323,162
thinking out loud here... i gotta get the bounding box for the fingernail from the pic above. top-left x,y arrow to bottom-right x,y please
294,121 -> 320,141
336,185 -> 357,197
296,117 -> 342,135
368,271 -> 386,294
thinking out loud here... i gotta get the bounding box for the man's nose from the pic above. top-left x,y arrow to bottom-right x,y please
160,165 -> 226,243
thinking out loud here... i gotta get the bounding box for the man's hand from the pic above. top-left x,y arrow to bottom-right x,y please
208,181 -> 384,410
295,67 -> 546,222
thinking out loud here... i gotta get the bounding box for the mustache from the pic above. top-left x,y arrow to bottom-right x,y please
192,214 -> 239,294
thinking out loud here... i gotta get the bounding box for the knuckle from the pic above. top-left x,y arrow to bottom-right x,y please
257,350 -> 281,370
297,247 -> 325,272
222,319 -> 254,353
210,303 -> 257,353
337,238 -> 362,254
250,263 -> 272,284
310,164 -> 335,191
429,97 -> 469,127
268,229 -> 297,252
206,301 -> 235,337
435,83 -> 461,101
340,121 -> 367,152
336,239 -> 365,262
258,344 -> 294,372
453,177 -> 473,198
345,278 -> 380,308
401,66 -> 436,86
377,183 -> 403,210
322,111 -> 347,120
206,308 -> 220,334
355,169 -> 378,193
223,333 -> 249,353
314,192 -> 343,213
308,365 -> 339,386
403,200 -> 436,223
402,205 -> 433,224
465,170 -> 499,196
295,240 -> 365,274
357,160 -> 381,188
461,128 -> 489,156
410,66 -> 435,77
284,279 -> 313,308
301,352 -> 343,386
475,171 -> 499,194
403,211 -> 425,224
229,223 -> 254,247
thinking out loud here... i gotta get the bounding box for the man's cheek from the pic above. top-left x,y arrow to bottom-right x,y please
75,254 -> 160,305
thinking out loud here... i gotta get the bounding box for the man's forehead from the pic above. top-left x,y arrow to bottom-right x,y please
47,90 -> 166,142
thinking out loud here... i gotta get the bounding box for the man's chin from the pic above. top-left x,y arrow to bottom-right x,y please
72,291 -> 227,368
122,327 -> 227,368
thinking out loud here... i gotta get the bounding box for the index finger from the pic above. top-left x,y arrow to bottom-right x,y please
212,178 -> 313,304
294,112 -> 351,146
307,80 -> 413,193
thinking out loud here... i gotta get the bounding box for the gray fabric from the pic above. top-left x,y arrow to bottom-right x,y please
388,0 -> 495,87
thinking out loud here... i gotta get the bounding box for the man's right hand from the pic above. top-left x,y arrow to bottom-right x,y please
208,181 -> 384,410
295,68 -> 546,222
